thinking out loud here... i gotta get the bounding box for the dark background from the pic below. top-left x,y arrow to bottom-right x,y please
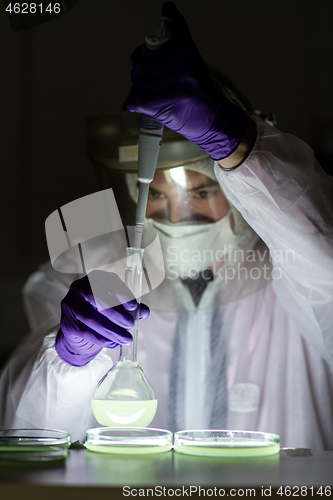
0,0 -> 333,364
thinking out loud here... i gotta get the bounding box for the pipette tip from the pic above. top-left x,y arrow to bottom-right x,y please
133,224 -> 144,249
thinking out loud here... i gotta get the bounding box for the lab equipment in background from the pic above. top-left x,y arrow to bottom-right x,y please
91,247 -> 157,427
134,16 -> 172,249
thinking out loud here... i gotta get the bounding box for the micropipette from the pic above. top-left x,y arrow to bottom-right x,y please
91,18 -> 173,428
133,16 -> 172,249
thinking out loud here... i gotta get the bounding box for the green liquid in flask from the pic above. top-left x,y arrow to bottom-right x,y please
92,399 -> 158,427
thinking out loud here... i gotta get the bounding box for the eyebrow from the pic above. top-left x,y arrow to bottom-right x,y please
148,179 -> 219,196
186,180 -> 219,193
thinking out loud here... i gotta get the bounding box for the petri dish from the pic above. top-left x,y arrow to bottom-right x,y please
174,430 -> 280,458
0,428 -> 71,462
85,427 -> 173,455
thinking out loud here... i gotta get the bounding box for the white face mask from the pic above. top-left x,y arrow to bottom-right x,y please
145,210 -> 259,279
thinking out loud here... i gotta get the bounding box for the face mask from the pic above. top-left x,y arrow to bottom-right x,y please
145,210 -> 259,279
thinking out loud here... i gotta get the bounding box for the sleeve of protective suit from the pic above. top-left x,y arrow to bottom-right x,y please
214,115 -> 333,367
0,262 -> 113,443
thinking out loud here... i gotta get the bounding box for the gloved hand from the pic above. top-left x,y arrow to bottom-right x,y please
127,1 -> 248,161
55,270 -> 150,367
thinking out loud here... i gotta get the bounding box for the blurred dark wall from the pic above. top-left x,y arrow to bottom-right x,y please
0,0 -> 333,359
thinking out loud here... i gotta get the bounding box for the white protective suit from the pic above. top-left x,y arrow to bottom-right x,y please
1,116 -> 333,449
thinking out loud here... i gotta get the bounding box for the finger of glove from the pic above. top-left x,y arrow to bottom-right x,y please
107,302 -> 150,322
67,282 -> 137,319
161,1 -> 194,46
76,270 -> 138,312
61,313 -> 132,349
138,303 -> 150,321
114,292 -> 138,312
61,296 -> 134,342
127,87 -> 198,126
129,74 -> 198,103
131,46 -> 197,84
88,270 -> 136,307
65,272 -> 140,327
104,303 -> 139,323
130,44 -> 154,66
130,14 -> 195,68
130,39 -> 200,72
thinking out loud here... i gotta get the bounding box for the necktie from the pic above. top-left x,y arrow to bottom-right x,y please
182,268 -> 214,307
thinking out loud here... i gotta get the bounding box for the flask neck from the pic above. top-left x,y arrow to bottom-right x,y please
119,337 -> 138,363
119,247 -> 144,364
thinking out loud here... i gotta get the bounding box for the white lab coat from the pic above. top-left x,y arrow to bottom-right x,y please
1,117 -> 333,449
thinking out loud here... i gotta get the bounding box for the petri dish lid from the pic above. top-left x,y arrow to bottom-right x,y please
85,427 -> 173,455
0,428 -> 71,463
174,430 -> 280,457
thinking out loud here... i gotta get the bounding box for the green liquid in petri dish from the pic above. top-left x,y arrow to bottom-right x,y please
174,439 -> 280,457
85,442 -> 171,455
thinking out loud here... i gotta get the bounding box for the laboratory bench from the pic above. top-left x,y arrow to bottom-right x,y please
0,448 -> 332,500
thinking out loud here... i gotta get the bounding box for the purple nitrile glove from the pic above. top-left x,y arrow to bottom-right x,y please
127,1 -> 248,161
55,270 -> 150,367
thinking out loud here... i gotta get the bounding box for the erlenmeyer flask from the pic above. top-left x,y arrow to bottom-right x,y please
91,247 -> 158,427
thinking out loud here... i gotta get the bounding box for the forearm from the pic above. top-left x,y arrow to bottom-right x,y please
216,116 -> 333,258
217,117 -> 257,170
214,116 -> 333,360
215,117 -> 333,309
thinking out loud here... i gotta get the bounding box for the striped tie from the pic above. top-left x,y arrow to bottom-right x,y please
169,271 -> 228,431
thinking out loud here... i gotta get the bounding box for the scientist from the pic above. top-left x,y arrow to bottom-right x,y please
0,2 -> 333,448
